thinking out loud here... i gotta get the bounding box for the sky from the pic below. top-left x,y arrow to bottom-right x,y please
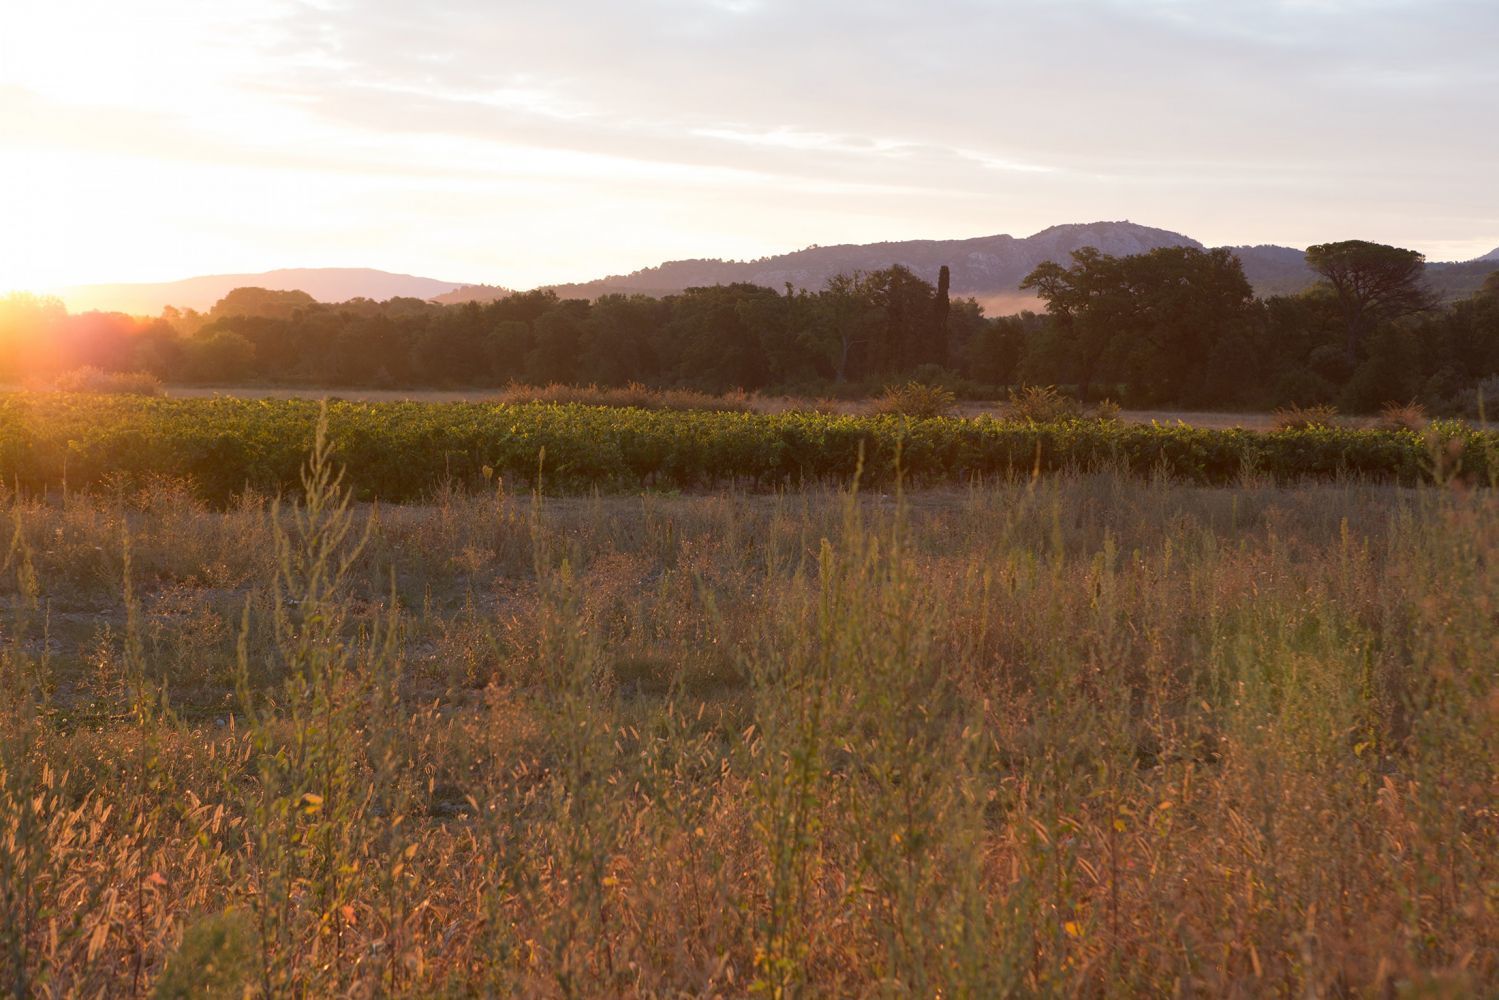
2,0 -> 1497,296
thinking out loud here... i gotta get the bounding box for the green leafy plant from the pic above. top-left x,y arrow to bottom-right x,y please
150,909 -> 257,1000
0,394 -> 1494,504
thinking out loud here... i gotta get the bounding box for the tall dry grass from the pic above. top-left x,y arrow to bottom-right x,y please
0,451 -> 1494,995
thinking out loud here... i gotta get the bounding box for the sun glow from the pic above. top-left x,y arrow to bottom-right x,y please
1,0 -> 1494,301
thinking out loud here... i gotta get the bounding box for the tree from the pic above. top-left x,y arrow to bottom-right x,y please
525,301 -> 589,384
1020,248 -> 1128,401
664,284 -> 773,391
1304,240 -> 1436,360
187,330 -> 257,381
931,265 -> 951,367
1022,246 -> 1253,403
1115,246 -> 1255,405
864,265 -> 937,376
208,287 -> 317,321
578,294 -> 667,385
815,272 -> 883,382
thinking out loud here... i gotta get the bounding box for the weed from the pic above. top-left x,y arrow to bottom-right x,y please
1272,402 -> 1341,430
1006,384 -> 1083,422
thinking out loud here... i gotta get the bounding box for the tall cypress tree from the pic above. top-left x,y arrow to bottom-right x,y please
932,265 -> 951,366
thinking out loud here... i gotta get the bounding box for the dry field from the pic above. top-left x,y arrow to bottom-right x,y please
1,445 -> 1495,995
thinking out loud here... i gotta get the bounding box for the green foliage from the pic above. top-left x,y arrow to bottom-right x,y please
0,394 -> 1495,503
1022,246 -> 1254,403
1306,240 -> 1436,358
493,380 -> 760,412
150,909 -> 257,1000
2,245 -> 1497,412
186,330 -> 256,382
208,287 -> 317,321
230,410 -> 384,993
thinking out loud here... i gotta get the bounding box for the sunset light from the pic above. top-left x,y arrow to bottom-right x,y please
1,8 -> 1498,993
4,0 -> 1496,302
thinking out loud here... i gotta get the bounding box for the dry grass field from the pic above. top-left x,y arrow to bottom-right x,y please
1,434 -> 1495,995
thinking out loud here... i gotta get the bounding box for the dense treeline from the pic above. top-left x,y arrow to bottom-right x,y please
4,244 -> 1497,412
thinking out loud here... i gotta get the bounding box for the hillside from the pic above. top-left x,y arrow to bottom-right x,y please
52,227 -> 1499,317
55,268 -> 466,315
492,222 -> 1486,307
430,283 -> 515,306
535,222 -> 1202,304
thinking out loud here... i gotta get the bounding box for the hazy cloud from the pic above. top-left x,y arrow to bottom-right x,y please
2,0 -> 1495,290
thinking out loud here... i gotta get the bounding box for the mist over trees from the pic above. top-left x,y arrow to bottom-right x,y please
4,242 -> 1497,414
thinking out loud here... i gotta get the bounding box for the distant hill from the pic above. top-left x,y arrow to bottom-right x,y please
55,268 -> 467,315
1425,259 -> 1499,301
431,283 -> 516,306
540,222 -> 1202,306
530,221 -> 1493,310
1222,245 -> 1318,296
50,226 -> 1499,318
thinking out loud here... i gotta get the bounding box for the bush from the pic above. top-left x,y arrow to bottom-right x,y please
150,908 -> 257,999
871,381 -> 958,419
50,367 -> 164,396
1272,403 -> 1341,430
1005,385 -> 1081,423
1462,375 -> 1499,422
1090,399 -> 1122,423
0,394 -> 1493,503
1377,400 -> 1428,432
491,381 -> 760,413
186,330 -> 256,382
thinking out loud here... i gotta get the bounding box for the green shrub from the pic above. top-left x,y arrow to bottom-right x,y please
0,393 -> 1492,503
150,909 -> 256,999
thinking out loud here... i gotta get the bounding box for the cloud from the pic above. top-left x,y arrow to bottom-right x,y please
251,0 -> 1498,172
2,0 -> 1495,288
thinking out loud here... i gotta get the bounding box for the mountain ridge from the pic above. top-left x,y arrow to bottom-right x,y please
51,224 -> 1499,315
54,268 -> 467,316
494,223 -> 1490,308
437,222 -> 1334,306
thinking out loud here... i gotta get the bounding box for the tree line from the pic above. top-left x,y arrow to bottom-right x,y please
3,241 -> 1496,413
